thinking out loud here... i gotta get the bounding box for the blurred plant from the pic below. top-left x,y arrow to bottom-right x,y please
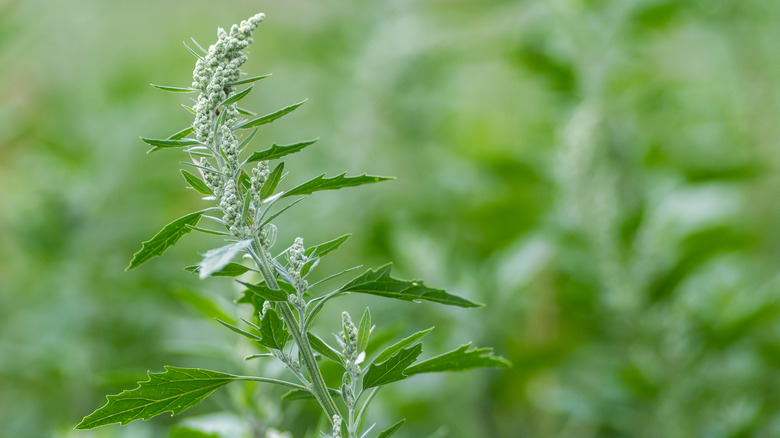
74,13 -> 508,438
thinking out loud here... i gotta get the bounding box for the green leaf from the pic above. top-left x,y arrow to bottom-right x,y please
181,170 -> 214,196
373,327 -> 434,364
140,137 -> 201,149
213,107 -> 228,140
170,427 -> 219,438
404,344 -> 511,375
198,240 -> 253,279
260,307 -> 288,350
282,387 -> 341,401
150,84 -> 198,93
233,100 -> 307,130
168,126 -> 195,140
283,173 -> 393,198
127,211 -> 203,270
238,128 -> 259,151
258,198 -> 304,228
183,41 -> 205,61
239,170 -> 252,190
306,234 -> 351,260
357,308 -> 371,354
216,319 -> 263,342
173,290 -> 236,325
185,225 -> 230,236
189,37 -> 207,53
260,162 -> 284,199
236,289 -> 265,317
220,85 -> 253,107
237,280 -> 293,302
363,344 -> 423,390
340,264 -> 481,308
246,139 -> 318,163
75,367 -> 238,429
377,419 -> 406,438
185,262 -> 251,277
236,106 -> 256,116
230,73 -> 272,86
300,234 -> 352,279
307,332 -> 344,364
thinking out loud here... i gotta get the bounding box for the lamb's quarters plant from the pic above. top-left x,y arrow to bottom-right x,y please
76,13 -> 509,437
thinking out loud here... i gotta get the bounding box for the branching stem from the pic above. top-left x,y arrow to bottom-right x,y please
248,240 -> 341,425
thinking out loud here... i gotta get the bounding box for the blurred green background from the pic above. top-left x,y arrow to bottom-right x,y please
2,0 -> 780,437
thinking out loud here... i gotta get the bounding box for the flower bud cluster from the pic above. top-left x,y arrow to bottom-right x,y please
287,237 -> 309,293
219,179 -> 249,238
330,415 -> 342,438
200,158 -> 223,198
260,225 -> 277,248
341,375 -> 356,406
250,160 -> 270,201
191,13 -> 264,157
219,125 -> 240,170
340,312 -> 359,367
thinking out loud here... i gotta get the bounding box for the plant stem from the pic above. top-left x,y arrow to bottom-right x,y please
236,375 -> 309,391
277,302 -> 341,421
249,239 -> 341,425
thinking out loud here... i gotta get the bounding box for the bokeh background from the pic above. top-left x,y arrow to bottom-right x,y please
2,0 -> 780,437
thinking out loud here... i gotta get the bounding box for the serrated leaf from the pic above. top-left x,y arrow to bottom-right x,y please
186,262 -> 251,277
216,319 -> 263,342
307,332 -> 344,364
233,100 -> 306,130
181,170 -> 214,196
127,211 -> 203,270
198,240 -> 253,279
340,264 -> 481,308
377,419 -> 406,438
282,173 -> 393,198
151,84 -> 198,93
373,327 -> 435,364
220,85 -> 253,107
363,344 -> 422,390
169,126 -> 195,140
237,280 -> 293,302
260,162 -> 284,199
230,73 -> 272,86
358,308 -> 371,354
247,139 -> 318,163
75,367 -> 238,429
404,344 -> 511,375
260,307 -> 288,350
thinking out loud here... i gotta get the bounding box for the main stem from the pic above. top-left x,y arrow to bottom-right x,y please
250,239 -> 341,424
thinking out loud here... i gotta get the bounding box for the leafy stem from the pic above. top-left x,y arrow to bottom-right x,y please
78,13 -> 509,438
246,244 -> 341,424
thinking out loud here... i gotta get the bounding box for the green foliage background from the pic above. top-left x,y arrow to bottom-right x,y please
2,0 -> 780,437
